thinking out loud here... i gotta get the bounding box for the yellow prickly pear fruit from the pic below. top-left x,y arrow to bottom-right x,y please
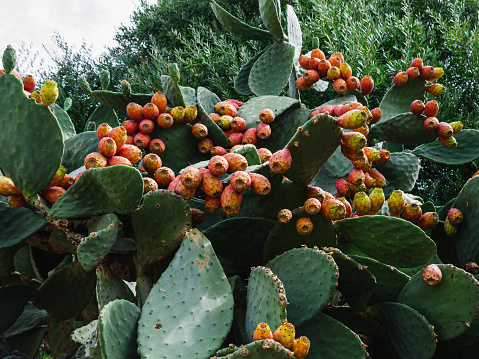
277,208 -> 293,223
253,323 -> 274,341
46,165 -> 66,188
369,188 -> 385,215
449,121 -> 463,135
444,217 -> 459,237
353,191 -> 371,215
342,132 -> 367,151
292,336 -> 311,359
304,198 -> 321,215
388,190 -> 405,217
40,80 -> 58,106
336,110 -> 368,130
273,321 -> 296,349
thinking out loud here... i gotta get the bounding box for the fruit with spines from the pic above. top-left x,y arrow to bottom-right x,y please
303,70 -> 320,85
292,336 -> 311,359
221,184 -> 243,216
217,115 -> 233,130
273,321 -> 295,349
149,138 -> 165,155
157,113 -> 174,128
373,149 -> 391,165
85,152 -> 108,169
46,165 -> 67,188
0,176 -> 21,196
204,196 -> 221,212
180,166 -> 202,189
40,80 -> 58,106
41,186 -> 66,205
425,83 -> 446,96
363,172 -> 376,189
121,120 -> 139,135
401,203 -> 423,224
417,212 -> 439,231
317,59 -> 331,77
242,127 -> 258,145
154,166 -> 175,187
439,135 -> 457,149
352,154 -> 372,172
337,109 -> 368,129
424,117 -> 439,131
342,131 -> 367,151
143,102 -> 159,120
170,106 -> 185,122
98,137 -> 117,158
410,57 -> 423,69
208,155 -> 229,176
348,168 -> 365,186
227,131 -> 243,146
437,122 -> 453,138
353,191 -> 371,215
257,147 -> 272,163
327,66 -> 341,81
224,152 -> 248,173
253,322 -> 274,341
249,173 -> 271,195
368,187 -> 385,214
143,177 -> 158,194
368,168 -> 387,188
7,194 -> 26,208
108,126 -> 127,149
151,91 -> 167,114
139,119 -> 155,134
231,117 -> 247,132
449,121 -> 463,134
299,55 -> 311,70
393,71 -> 408,86
424,100 -> 439,117
444,217 -> 459,237
230,171 -> 251,193
304,197 -> 321,215
182,105 -> 197,124
447,208 -> 464,226
269,149 -> 292,173
410,100 -> 425,116
370,107 -> 383,124
333,78 -> 348,94
200,169 -> 223,198
108,156 -> 132,167
216,102 -> 237,117
406,66 -> 420,80
23,74 -> 35,92
116,144 -> 143,163
420,66 -> 435,80
296,217 -> 313,235
336,178 -> 351,197
321,199 -> 347,220
388,190 -> 405,217
277,208 -> 293,223
360,75 -> 374,95
421,264 -> 442,286
134,132 -> 151,149
142,153 -> 162,174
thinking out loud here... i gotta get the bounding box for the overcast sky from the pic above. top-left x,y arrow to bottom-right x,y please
0,0 -> 155,77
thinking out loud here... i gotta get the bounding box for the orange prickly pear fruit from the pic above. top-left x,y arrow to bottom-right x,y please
191,123 -> 208,139
424,100 -> 439,117
209,112 -> 220,123
143,177 -> 159,194
327,66 -> 341,81
58,174 -> 75,190
437,122 -> 453,138
253,323 -> 274,341
7,194 -> 26,208
348,168 -> 365,186
273,321 -> 296,349
336,178 -> 351,197
23,74 -> 35,92
305,185 -> 325,201
84,152 -> 108,169
308,57 -> 321,70
444,217 -> 459,237
151,91 -> 167,114
133,132 -> 151,149
154,167 -> 175,187
296,217 -> 314,235
346,76 -> 360,90
388,190 -> 405,217
422,264 -> 442,286
336,196 -> 352,218
401,202 -> 423,224
311,48 -> 325,59
209,155 -> 229,176
299,55 -> 311,70
410,58 -> 423,70
249,173 -> 271,195
139,119 -> 155,134
170,106 -> 185,122
363,147 -> 380,162
340,63 -> 352,80
410,100 -> 425,116
417,212 -> 439,231
223,153 -> 248,173
449,121 -> 463,135
204,196 -> 222,212
424,117 -> 439,131
142,153 -> 162,174
98,137 -> 117,158
447,208 -> 464,226
429,67 -> 444,81
333,51 -> 345,62
256,123 -> 271,140
211,146 -> 228,156
182,105 -> 197,124
337,110 -> 368,130
303,70 -> 320,85
46,165 -> 67,188
176,181 -> 196,201
199,168 -> 223,198
156,113 -> 174,128
420,66 -> 436,80
352,154 -> 372,172
277,208 -> 293,223
97,123 -> 113,141
393,71 -> 409,86
231,117 -> 247,132
121,120 -> 140,135
439,135 -> 457,149
360,75 -> 374,95
333,78 -> 348,94
167,175 -> 182,191
41,186 -> 66,205
108,126 -> 127,149
257,148 -> 272,163
230,171 -> 251,193
269,149 -> 292,174
406,66 -> 420,80
341,143 -> 364,161
304,197 -> 321,215
373,149 -> 391,166
353,191 -> 371,215
241,127 -> 258,145
317,59 -> 332,77
370,107 -> 383,125
215,102 -> 238,117
353,123 -> 369,137
225,99 -> 243,108
108,156 -> 132,167
368,168 -> 387,188
369,187 -> 385,215
425,83 -> 446,96
125,136 -> 134,145
321,199 -> 347,220
328,55 -> 342,68
292,336 -> 311,359
143,102 -> 159,120
40,80 -> 58,106
0,176 -> 21,196
116,144 -> 143,164
259,108 -> 275,124
221,184 -> 243,216
342,132 -> 367,151
149,138 -> 165,155
295,76 -> 313,91
180,166 -> 203,189
363,172 -> 376,189
127,102 -> 145,122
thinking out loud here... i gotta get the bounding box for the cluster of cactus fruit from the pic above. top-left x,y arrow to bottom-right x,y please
2,1 -> 479,357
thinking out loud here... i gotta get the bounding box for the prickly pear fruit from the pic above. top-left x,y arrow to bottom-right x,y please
198,138 -> 214,154
337,110 -> 368,130
121,120 -> 139,135
108,156 -> 133,167
373,149 -> 391,166
191,123 -> 208,139
139,119 -> 155,134
204,196 -> 222,212
311,48 -> 325,59
84,152 -> 108,169
420,66 -> 436,81
410,100 -> 425,116
211,146 -> 228,156
410,58 -> 423,70
97,123 -> 113,141
352,154 -> 372,172
417,212 -> 439,231
342,132 -> 367,151
221,184 -> 243,217
363,147 -> 380,163
346,76 -> 360,91
449,121 -> 463,135
444,218 -> 459,237
348,168 -> 365,186
256,123 -> 271,140
363,172 -> 376,189
143,103 -> 160,120
133,132 -> 151,149
425,83 -> 446,96
249,173 -> 271,195
292,336 -> 311,359
339,62 -> 352,80
46,165 -> 67,188
317,59 -> 331,77
368,188 -> 385,215
341,143 -> 364,161
326,66 -> 341,81
253,323 -> 274,341
156,113 -> 174,128
273,321 -> 295,349
421,264 -> 442,286
216,102 -> 237,117
424,100 -> 439,117
259,108 -> 275,124
7,194 -> 26,208
127,102 -> 145,122
401,202 -> 423,224
170,106 -> 185,122
368,168 -> 387,188
181,166 -> 202,189
154,167 -> 175,188
305,185 -> 325,201
447,208 -> 464,226
40,80 -> 58,106
227,131 -> 243,146
230,171 -> 251,193
224,153 -> 248,173
0,176 -> 21,196
149,138 -> 165,155
200,169 -> 223,198
41,186 -> 66,205
108,126 -> 127,149
277,208 -> 293,223
116,144 -> 143,163
303,70 -> 320,85
439,135 -> 457,149
98,137 -> 117,158
30,90 -> 42,103
231,117 -> 247,132
208,155 -> 229,176
437,122 -> 453,138
304,198 -> 321,215
393,71 -> 408,86
23,74 -> 35,92
142,153 -> 162,174
353,191 -> 371,215
360,75 -> 374,95
182,105 -> 198,124
299,55 -> 311,70
336,178 -> 351,197
370,107 -> 383,125
257,148 -> 272,163
58,174 -> 75,190
143,177 -> 159,194
388,190 -> 405,217
321,199 -> 347,220
269,149 -> 292,174
296,217 -> 314,235
406,66 -> 420,80
295,76 -> 313,91
424,117 -> 439,131
151,91 -> 167,114
333,78 -> 348,94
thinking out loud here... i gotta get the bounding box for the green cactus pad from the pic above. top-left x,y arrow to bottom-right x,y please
196,86 -> 221,114
430,223 -> 460,266
377,151 -> 421,192
453,176 -> 479,266
137,229 -> 234,358
0,284 -> 37,333
313,95 -> 360,110
397,264 -> 479,341
210,0 -> 273,41
0,74 -> 64,196
132,189 -> 191,267
203,217 -> 276,269
297,312 -> 368,359
98,299 -> 140,359
96,265 -> 136,311
286,5 -> 302,61
334,215 -> 437,267
83,104 -> 120,132
6,326 -> 47,359
259,0 -> 284,39
284,113 -> 343,186
245,266 -> 288,342
323,247 -> 375,313
215,339 -> 293,358
50,166 -> 143,218
2,45 -> 16,73
323,145 -> 353,179
179,86 -> 196,107
37,261 -> 96,321
351,255 -> 410,305
235,46 -> 271,96
266,247 -> 339,326
369,302 -> 437,359
50,103 -> 76,141
0,245 -> 20,276
77,214 -> 120,271
197,103 -> 229,148
90,89 -> 152,111
71,319 -> 97,344
263,208 -> 337,263
413,129 -> 479,165
46,317 -> 86,357
232,144 -> 261,165
61,131 -> 99,172
160,74 -> 185,107
311,166 -> 340,195
13,245 -> 36,278
249,41 -> 295,96
379,77 -> 426,122
3,303 -> 47,338
168,63 -> 181,84
0,202 -> 47,249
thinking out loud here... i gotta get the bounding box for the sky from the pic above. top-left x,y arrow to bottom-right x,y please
0,0 -> 156,77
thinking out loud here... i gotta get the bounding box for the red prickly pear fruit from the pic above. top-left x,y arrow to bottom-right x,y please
310,110 -> 322,119
447,208 -> 464,226
393,71 -> 409,86
363,172 -> 376,189
209,113 -> 221,123
420,66 -> 435,80
211,146 -> 228,156
311,48 -> 325,59
439,135 -> 457,149
98,137 -> 117,158
437,122 -> 453,138
299,55 -> 311,70
444,218 -> 459,237
424,117 -> 439,131
108,126 -> 128,149
369,188 -> 385,215
269,149 -> 292,174
217,115 -> 233,130
116,144 -> 143,163
191,123 -> 208,139
249,173 -> 271,195
231,117 -> 247,132
303,70 -> 320,85
277,208 -> 293,223
224,153 -> 248,173
149,138 -> 165,155
388,190 -> 405,217
139,119 -> 155,134
229,144 -> 243,152
170,106 -> 185,123
418,212 -> 439,230
421,264 -> 442,286
353,191 -> 372,215
23,74 -> 35,92
41,186 -> 66,205
373,149 -> 391,165
182,105 -> 198,124
142,153 -> 162,174
253,323 -> 274,341
142,103 -> 159,120
336,178 -> 352,197
201,169 -> 223,198
257,148 -> 273,164
341,143 -> 364,161
241,127 -> 258,145
336,197 -> 352,218
156,113 -> 174,128
363,147 -> 380,162
346,76 -> 360,91
84,152 -> 108,169
317,59 -> 331,77
180,166 -> 202,189
46,165 -> 67,188
318,104 -> 336,116
449,121 -> 463,135
167,175 -> 182,191
368,168 -> 387,188
40,80 -> 58,106
337,109 -> 368,130
424,100 -> 439,117
348,168 -> 365,186
221,184 -> 243,216
370,107 -> 383,125
227,131 -> 243,146
406,66 -> 420,80
58,174 -> 75,190
0,176 -> 21,196
339,63 -> 352,80
208,155 -> 229,176
305,185 -> 325,201
75,171 -> 84,182
425,83 -> 446,96
97,123 -> 113,141
327,66 -> 341,81
273,321 -> 296,349
360,76 -> 374,95
216,102 -> 238,117
402,202 -> 423,224
230,171 -> 251,193
296,217 -> 313,235
121,120 -> 140,135
304,197 -> 321,215
154,167 -> 175,187
127,102 -> 145,122
308,57 -> 321,71
259,108 -> 275,124
108,156 -> 133,167
352,154 -> 372,172
410,100 -> 425,116
143,177 -> 159,194
333,51 -> 345,62
328,55 -> 342,68
151,92 -> 167,114
256,123 -> 271,140
333,78 -> 348,94
342,132 -> 367,151
338,102 -> 361,116
295,76 -> 313,91
410,58 -> 423,70
198,138 -> 214,154
204,196 -> 222,212
321,199 -> 347,220
8,194 -> 26,208
133,132 -> 151,149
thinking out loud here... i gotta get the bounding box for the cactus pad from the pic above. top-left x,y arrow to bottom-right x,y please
232,144 -> 261,165
89,89 -> 152,111
96,265 -> 136,311
3,302 -> 47,338
235,46 -> 271,96
137,229 -> 234,358
160,75 -> 185,107
196,86 -> 221,114
61,131 -> 99,172
286,5 -> 302,61
369,113 -> 437,144
214,339 -> 292,358
83,104 -> 120,132
180,86 -> 196,107
50,103 -> 76,142
0,284 -> 37,333
197,103 -> 228,148
323,145 -> 353,178
377,151 -> 421,192
259,0 -> 284,39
